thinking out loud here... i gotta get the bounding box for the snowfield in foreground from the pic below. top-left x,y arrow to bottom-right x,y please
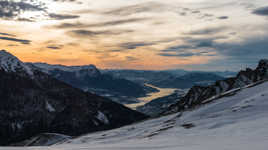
2,81 -> 268,150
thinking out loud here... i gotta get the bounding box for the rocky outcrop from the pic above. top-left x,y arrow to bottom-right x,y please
164,59 -> 268,114
136,90 -> 186,117
0,50 -> 148,145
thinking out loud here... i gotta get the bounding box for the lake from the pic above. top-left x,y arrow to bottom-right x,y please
126,84 -> 177,109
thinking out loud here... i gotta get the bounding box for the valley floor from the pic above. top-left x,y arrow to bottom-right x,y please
2,82 -> 268,150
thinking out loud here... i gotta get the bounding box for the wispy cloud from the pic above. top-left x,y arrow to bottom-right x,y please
48,13 -> 80,20
158,51 -> 211,57
1,0 -> 268,70
67,29 -> 133,38
102,2 -> 167,16
52,18 -> 149,29
125,56 -> 139,61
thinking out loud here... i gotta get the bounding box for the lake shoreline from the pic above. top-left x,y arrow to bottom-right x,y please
125,84 -> 177,109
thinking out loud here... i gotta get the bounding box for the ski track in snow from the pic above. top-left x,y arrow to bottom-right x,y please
2,82 -> 268,150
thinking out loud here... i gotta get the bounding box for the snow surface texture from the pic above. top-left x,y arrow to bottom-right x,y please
0,50 -> 33,75
2,81 -> 268,149
13,133 -> 71,146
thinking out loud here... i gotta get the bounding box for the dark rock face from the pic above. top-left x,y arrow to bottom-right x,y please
0,51 -> 148,145
164,59 -> 268,114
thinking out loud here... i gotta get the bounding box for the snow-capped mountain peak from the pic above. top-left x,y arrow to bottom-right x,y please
31,63 -> 101,77
0,50 -> 33,76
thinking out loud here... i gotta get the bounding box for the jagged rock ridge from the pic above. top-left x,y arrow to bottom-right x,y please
164,59 -> 268,114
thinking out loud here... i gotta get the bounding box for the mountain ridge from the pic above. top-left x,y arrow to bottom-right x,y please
164,59 -> 268,115
30,62 -> 156,104
0,50 -> 34,76
31,62 -> 100,76
0,50 -> 148,145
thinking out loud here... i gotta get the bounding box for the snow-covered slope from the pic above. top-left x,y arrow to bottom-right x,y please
11,133 -> 71,146
0,50 -> 33,76
3,80 -> 268,149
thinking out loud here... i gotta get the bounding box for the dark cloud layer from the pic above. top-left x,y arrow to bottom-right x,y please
119,42 -> 155,50
159,50 -> 213,57
159,44 -> 213,58
187,27 -> 226,35
158,27 -> 230,58
53,0 -> 77,2
17,17 -> 35,22
252,6 -> 268,16
0,0 -> 44,19
0,36 -> 31,44
0,0 -> 80,21
0,32 -> 15,37
158,52 -> 194,57
160,30 -> 268,64
53,0 -> 82,4
161,45 -> 194,52
47,45 -> 64,50
67,29 -> 133,38
218,16 -> 229,20
48,13 -> 80,20
215,37 -> 268,59
160,37 -> 216,53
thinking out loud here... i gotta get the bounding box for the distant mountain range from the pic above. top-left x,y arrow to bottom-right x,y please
137,59 -> 268,117
102,70 -> 174,85
163,69 -> 237,78
0,50 -> 148,145
32,63 -> 232,105
151,72 -> 225,89
1,49 -> 266,148
30,63 -> 157,104
104,69 -> 227,89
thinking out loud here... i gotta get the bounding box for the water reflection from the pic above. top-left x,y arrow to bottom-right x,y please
126,84 -> 177,109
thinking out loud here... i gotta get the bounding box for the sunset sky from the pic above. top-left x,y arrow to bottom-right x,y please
0,0 -> 268,70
